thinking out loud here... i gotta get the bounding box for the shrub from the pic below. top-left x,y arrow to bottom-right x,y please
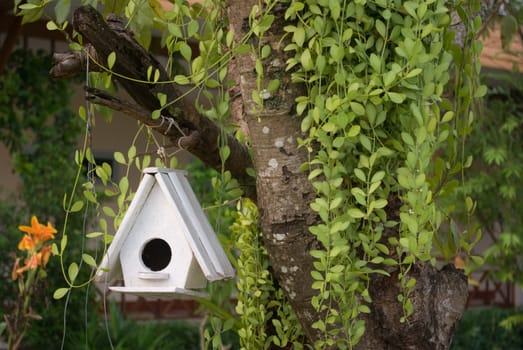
452,307 -> 523,350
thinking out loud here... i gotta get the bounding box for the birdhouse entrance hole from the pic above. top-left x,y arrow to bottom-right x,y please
141,238 -> 172,271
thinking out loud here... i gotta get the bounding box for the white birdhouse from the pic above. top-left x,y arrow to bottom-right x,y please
96,167 -> 235,299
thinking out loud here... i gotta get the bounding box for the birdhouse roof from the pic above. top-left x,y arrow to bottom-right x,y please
96,167 -> 235,283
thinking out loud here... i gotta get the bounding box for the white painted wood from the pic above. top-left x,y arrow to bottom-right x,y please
96,167 -> 235,299
109,286 -> 208,299
118,182 -> 206,289
138,272 -> 170,280
96,173 -> 156,281
168,170 -> 235,278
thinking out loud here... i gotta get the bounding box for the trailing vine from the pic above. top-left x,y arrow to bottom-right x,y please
231,198 -> 304,349
280,0 -> 485,347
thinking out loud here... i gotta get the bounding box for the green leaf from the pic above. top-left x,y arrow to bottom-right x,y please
373,198 -> 388,209
187,20 -> 199,37
114,151 -> 126,165
103,206 -> 116,217
300,49 -> 314,71
219,145 -> 231,162
388,92 -> 406,103
60,235 -> 68,251
82,254 -> 97,267
54,0 -> 71,24
348,208 -> 365,219
441,111 -> 454,123
358,305 -> 371,313
86,232 -> 104,238
168,23 -> 182,38
350,102 -> 365,116
53,288 -> 70,300
474,85 -> 487,98
267,79 -> 280,92
46,20 -> 58,31
174,75 -> 190,85
70,200 -> 84,213
157,92 -> 167,107
69,42 -> 82,51
405,68 -> 422,78
354,168 -> 366,182
191,56 -> 203,75
107,52 -> 116,69
376,20 -> 386,38
68,262 -> 79,283
261,44 -> 271,59
19,3 -> 39,10
294,26 -> 305,46
369,53 -> 381,73
236,44 -> 251,54
128,145 -> 136,161
347,125 -> 360,138
152,109 -> 161,119
404,1 -> 418,19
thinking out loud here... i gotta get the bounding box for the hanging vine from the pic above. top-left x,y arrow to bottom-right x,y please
279,0 -> 485,347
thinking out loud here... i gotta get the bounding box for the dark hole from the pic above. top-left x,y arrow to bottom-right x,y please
141,238 -> 172,271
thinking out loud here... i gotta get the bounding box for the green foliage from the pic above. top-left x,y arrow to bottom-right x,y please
451,307 -> 523,350
0,49 -> 96,349
283,0 -> 483,346
231,199 -> 304,349
491,0 -> 523,50
64,301 -> 204,350
459,73 -> 523,287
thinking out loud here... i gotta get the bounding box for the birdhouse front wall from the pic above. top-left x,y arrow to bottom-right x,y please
119,182 -> 207,290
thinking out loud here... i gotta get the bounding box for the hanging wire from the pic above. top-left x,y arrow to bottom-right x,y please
58,45 -> 115,350
147,114 -> 188,166
82,45 -> 110,350
79,46 -> 117,350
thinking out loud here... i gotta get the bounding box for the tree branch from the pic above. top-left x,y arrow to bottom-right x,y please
52,5 -> 255,199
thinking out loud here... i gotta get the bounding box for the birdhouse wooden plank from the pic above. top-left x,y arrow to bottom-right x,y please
96,167 -> 235,299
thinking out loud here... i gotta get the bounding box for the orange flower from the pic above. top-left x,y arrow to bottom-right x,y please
12,216 -> 56,279
39,245 -> 52,267
18,216 -> 56,251
18,234 -> 36,251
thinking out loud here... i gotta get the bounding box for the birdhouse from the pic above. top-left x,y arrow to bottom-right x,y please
96,167 -> 235,299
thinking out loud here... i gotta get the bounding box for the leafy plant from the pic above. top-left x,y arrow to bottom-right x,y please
282,0 -> 484,346
462,75 -> 523,286
0,49 -> 96,349
4,216 -> 57,350
64,301 -> 204,350
451,307 -> 523,350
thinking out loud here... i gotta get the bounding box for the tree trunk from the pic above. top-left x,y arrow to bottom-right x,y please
226,2 -> 469,349
54,4 -> 470,349
357,264 -> 468,349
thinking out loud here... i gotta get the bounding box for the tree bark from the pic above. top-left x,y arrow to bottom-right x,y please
225,0 -> 329,344
356,264 -> 468,350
